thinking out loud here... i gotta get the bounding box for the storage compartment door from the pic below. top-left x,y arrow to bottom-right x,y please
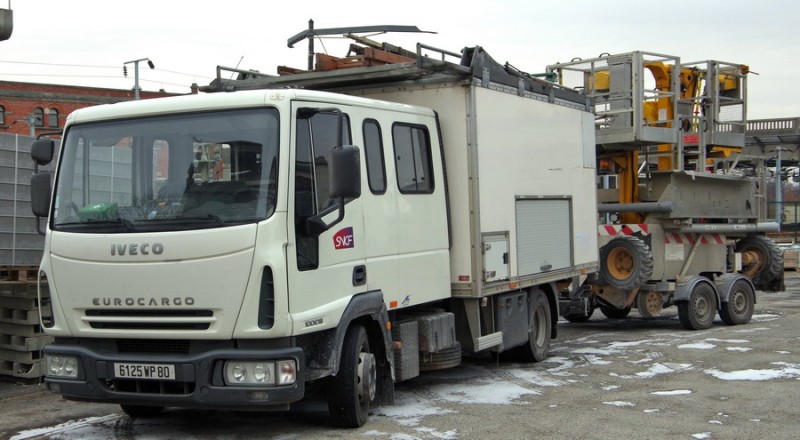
515,198 -> 572,276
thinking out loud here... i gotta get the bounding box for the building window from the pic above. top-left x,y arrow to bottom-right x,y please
0,106 -> 4,125
33,108 -> 44,127
48,108 -> 59,127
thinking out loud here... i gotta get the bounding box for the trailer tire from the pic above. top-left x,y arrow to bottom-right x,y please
328,324 -> 375,428
677,279 -> 717,330
510,288 -> 551,363
735,235 -> 783,287
598,236 -> 653,290
563,307 -> 594,323
599,305 -> 631,319
120,404 -> 163,418
718,277 -> 755,325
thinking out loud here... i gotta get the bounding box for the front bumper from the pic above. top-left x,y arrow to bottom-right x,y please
44,343 -> 305,410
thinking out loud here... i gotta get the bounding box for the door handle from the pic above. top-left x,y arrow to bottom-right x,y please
352,265 -> 367,286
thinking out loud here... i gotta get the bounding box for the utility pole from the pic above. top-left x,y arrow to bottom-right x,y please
123,58 -> 155,100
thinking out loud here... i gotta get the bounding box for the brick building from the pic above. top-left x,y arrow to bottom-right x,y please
0,81 -> 184,136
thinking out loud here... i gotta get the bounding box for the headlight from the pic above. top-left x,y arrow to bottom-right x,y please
45,355 -> 79,379
224,361 -> 276,386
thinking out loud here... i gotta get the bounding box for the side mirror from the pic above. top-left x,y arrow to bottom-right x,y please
31,139 -> 55,166
303,145 -> 361,236
30,171 -> 52,218
330,145 -> 361,199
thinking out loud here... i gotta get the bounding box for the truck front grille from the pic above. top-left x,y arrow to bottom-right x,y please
117,339 -> 191,354
84,309 -> 215,331
108,378 -> 195,396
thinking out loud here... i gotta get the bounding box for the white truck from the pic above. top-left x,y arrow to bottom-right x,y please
29,43 -> 598,427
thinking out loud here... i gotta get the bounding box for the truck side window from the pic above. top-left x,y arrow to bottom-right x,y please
392,123 -> 433,194
363,119 -> 386,194
295,109 -> 351,271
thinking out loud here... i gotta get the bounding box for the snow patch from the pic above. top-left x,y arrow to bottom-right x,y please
374,394 -> 456,427
643,409 -> 660,413
705,363 -> 800,381
603,401 -> 636,407
651,389 -> 692,396
691,432 -> 712,439
414,427 -> 458,439
750,314 -> 780,321
725,347 -> 753,352
678,342 -> 716,350
11,415 -> 120,440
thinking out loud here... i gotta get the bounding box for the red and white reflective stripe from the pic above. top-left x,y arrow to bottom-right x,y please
663,233 -> 724,245
598,224 -> 649,236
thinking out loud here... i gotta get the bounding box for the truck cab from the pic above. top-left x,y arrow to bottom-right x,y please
32,89 -> 449,426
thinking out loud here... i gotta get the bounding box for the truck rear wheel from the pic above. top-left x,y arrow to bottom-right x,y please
677,280 -> 717,330
511,288 -> 551,362
598,236 -> 653,290
328,324 -> 376,428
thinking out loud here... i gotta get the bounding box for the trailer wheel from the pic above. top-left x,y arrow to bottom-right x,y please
511,288 -> 551,363
563,307 -> 594,323
677,280 -> 717,330
120,404 -> 163,418
328,324 -> 376,428
636,290 -> 663,318
735,235 -> 783,287
599,305 -> 631,319
718,277 -> 755,325
598,236 -> 653,290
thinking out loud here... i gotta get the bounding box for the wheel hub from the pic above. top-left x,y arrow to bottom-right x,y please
357,352 -> 377,403
607,247 -> 634,281
637,291 -> 662,318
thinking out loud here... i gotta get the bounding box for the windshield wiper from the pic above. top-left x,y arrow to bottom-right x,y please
178,214 -> 225,226
57,218 -> 137,232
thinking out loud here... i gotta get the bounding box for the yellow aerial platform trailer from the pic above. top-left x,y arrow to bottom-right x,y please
549,51 -> 783,330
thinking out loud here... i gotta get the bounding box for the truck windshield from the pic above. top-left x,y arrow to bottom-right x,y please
52,108 -> 279,233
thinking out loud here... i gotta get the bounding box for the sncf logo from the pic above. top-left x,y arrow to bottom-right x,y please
333,227 -> 355,250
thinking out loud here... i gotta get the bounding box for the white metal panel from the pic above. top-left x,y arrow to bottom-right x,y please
473,87 -> 598,277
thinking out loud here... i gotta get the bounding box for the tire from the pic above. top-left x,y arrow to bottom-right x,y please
636,290 -> 663,318
599,305 -> 631,319
120,404 -> 164,418
718,278 -> 755,325
328,324 -> 376,428
735,235 -> 783,287
677,280 -> 717,330
598,236 -> 654,290
419,342 -> 462,371
511,289 -> 552,363
563,307 -> 594,323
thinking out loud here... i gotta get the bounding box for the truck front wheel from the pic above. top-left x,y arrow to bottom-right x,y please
328,324 -> 376,428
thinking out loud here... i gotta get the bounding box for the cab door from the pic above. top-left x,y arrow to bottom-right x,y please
286,104 -> 367,329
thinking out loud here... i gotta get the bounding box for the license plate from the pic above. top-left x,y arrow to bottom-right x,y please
114,363 -> 176,380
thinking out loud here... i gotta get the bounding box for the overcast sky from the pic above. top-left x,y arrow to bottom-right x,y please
1,0 -> 798,119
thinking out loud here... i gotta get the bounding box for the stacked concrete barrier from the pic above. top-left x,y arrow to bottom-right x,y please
0,280 -> 52,380
0,133 -> 58,380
